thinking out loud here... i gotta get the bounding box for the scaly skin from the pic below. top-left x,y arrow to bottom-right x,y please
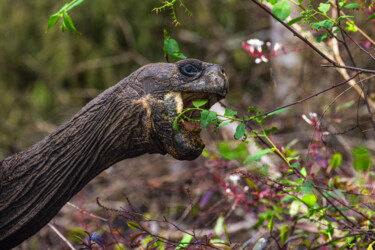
0,59 -> 228,248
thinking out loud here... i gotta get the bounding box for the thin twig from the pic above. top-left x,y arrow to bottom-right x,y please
48,223 -> 76,250
321,64 -> 375,74
256,73 -> 360,118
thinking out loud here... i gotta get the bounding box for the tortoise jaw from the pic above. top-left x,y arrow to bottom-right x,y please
162,91 -> 224,160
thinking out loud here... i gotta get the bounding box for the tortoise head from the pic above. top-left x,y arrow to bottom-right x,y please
128,59 -> 229,160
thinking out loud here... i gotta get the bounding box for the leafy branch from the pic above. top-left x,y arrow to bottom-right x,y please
46,0 -> 85,34
153,0 -> 193,26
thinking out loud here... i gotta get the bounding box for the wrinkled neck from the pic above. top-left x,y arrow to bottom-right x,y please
0,84 -> 162,248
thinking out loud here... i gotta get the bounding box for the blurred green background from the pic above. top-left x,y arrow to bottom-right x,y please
0,0 -> 271,158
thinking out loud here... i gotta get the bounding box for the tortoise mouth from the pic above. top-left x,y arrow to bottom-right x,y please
178,92 -> 222,133
162,90 -> 223,160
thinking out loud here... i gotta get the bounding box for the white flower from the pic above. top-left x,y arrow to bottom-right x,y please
247,39 -> 264,53
229,174 -> 240,185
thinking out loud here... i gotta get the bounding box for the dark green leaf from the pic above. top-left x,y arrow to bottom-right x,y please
290,162 -> 300,168
47,13 -> 61,32
192,99 -> 208,108
234,123 -> 245,140
344,3 -> 360,8
352,146 -> 371,171
369,13 -> 375,20
265,126 -> 278,136
317,33 -> 328,43
318,3 -> 330,13
62,12 -> 80,34
201,110 -> 217,129
173,117 -> 179,131
244,148 -> 273,163
330,153 -> 342,170
272,1 -> 291,21
287,16 -> 304,26
224,108 -> 237,117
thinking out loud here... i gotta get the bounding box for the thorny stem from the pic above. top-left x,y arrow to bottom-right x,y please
256,72 -> 360,118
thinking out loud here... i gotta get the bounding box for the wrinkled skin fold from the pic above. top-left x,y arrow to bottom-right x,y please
0,59 -> 228,248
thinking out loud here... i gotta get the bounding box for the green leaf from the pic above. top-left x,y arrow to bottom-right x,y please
300,167 -> 307,177
266,0 -> 277,5
337,15 -> 354,22
127,222 -> 140,229
265,126 -> 278,136
346,20 -> 358,32
287,16 -> 304,26
214,216 -> 225,235
369,14 -> 375,20
330,153 -> 342,170
201,110 -> 217,129
192,99 -> 208,108
62,12 -> 80,34
163,38 -> 187,62
367,241 -> 375,250
272,1 -> 291,21
318,3 -> 330,13
173,117 -> 179,131
66,0 -> 85,11
301,180 -> 313,194
290,162 -> 300,168
217,120 -> 231,128
218,142 -> 248,160
244,148 -> 273,163
47,13 -> 61,32
266,107 -> 291,117
281,195 -> 299,203
312,19 -> 335,30
302,194 -> 317,207
224,107 -> 237,117
344,3 -> 360,8
234,123 -> 245,140
61,21 -> 67,32
177,234 -> 193,249
280,225 -> 289,245
267,215 -> 274,231
352,146 -> 372,171
317,33 -> 328,43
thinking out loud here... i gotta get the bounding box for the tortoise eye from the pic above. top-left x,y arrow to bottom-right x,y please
180,63 -> 200,77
